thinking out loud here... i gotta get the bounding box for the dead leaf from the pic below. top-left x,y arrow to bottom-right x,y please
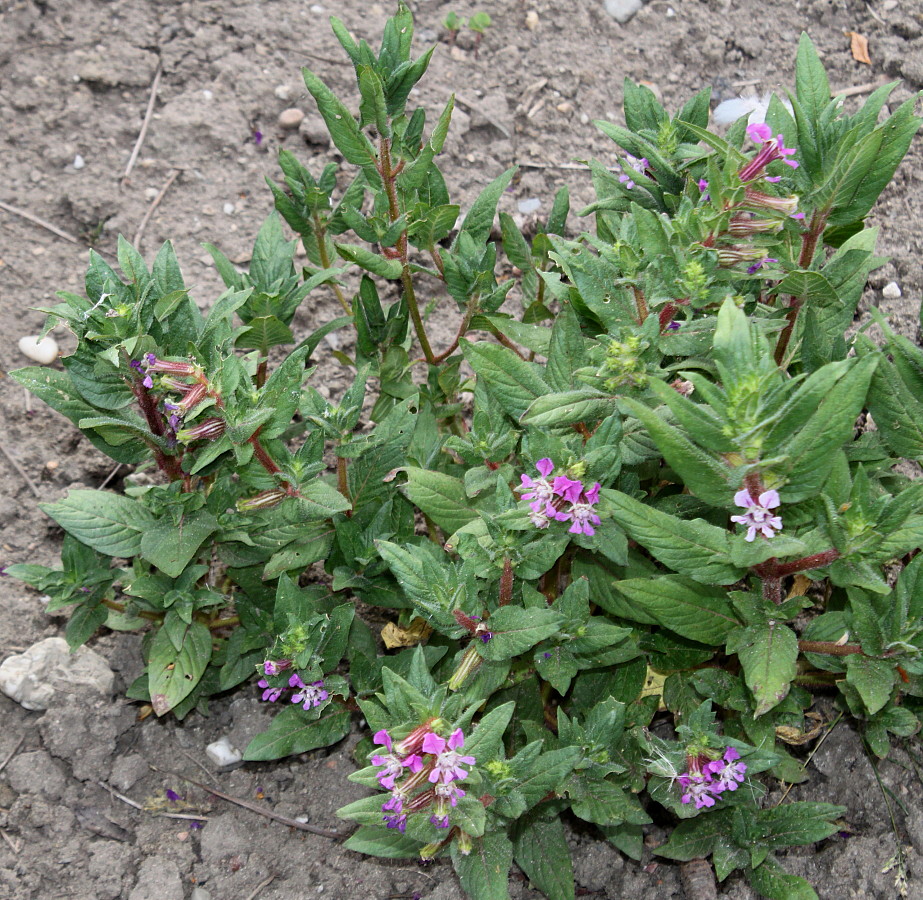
775,711 -> 826,745
381,618 -> 432,649
845,31 -> 871,65
640,667 -> 667,711
787,574 -> 812,599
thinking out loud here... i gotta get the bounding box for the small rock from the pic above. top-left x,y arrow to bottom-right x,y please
205,735 -> 243,767
0,637 -> 114,710
278,107 -> 305,129
517,198 -> 542,215
223,202 -> 235,215
310,4 -> 325,12
556,101 -> 574,113
191,889 -> 213,900
5,750 -> 67,800
525,10 -> 540,29
300,115 -> 330,146
72,154 -> 86,169
18,334 -> 59,364
603,0 -> 643,24
128,856 -> 184,900
882,281 -> 902,299
274,84 -> 293,101
110,753 -> 149,792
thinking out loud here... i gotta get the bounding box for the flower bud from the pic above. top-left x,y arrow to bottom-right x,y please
236,488 -> 288,511
176,417 -> 225,442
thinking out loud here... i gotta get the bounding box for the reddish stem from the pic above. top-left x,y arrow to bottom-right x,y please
798,640 -> 863,657
755,548 -> 841,578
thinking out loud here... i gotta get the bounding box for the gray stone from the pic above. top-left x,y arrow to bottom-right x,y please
0,637 -> 114,710
128,855 -> 184,900
5,750 -> 67,800
299,114 -> 331,147
39,703 -> 133,781
109,753 -> 149,792
603,0 -> 643,24
88,843 -> 135,900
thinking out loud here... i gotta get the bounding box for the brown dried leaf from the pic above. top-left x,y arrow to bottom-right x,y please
381,618 -> 432,649
845,31 -> 871,65
775,711 -> 826,745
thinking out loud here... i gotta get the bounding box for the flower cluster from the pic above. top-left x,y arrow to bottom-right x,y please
731,488 -> 782,541
372,726 -> 476,833
679,747 -> 747,809
257,664 -> 328,710
617,153 -> 649,190
518,459 -> 601,535
739,123 -> 798,182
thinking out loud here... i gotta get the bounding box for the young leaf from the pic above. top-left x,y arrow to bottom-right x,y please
511,811 -> 576,900
452,831 -> 514,900
243,705 -> 351,760
728,621 -> 798,716
148,621 -> 212,716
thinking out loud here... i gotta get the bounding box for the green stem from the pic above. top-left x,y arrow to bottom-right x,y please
379,136 -> 436,364
313,211 -> 352,316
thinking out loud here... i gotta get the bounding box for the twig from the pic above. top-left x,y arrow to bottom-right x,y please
832,79 -> 888,98
0,735 -> 26,775
98,463 -> 123,490
179,747 -> 221,786
866,2 -> 886,25
96,780 -> 143,810
154,812 -> 211,822
775,712 -> 844,806
151,766 -> 351,840
516,161 -> 619,172
0,829 -> 21,855
0,444 -> 41,498
0,199 -> 80,244
244,873 -> 277,900
133,168 -> 181,249
122,63 -> 163,184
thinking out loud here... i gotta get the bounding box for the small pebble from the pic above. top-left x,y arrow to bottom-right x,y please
310,4 -> 325,11
223,202 -> 235,215
274,84 -> 293,101
191,889 -> 213,900
144,187 -> 159,200
72,154 -> 85,169
882,281 -> 902,299
18,334 -> 59,364
278,107 -> 305,129
518,198 -> 542,215
525,10 -> 539,29
603,0 -> 643,24
202,89 -> 213,100
205,736 -> 243,767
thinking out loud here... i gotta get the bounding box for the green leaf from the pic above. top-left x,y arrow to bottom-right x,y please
604,490 -> 744,585
613,576 -> 741,644
297,480 -> 353,519
568,776 -> 650,827
749,858 -> 818,900
452,831 -> 514,900
40,490 -> 153,558
795,33 -> 831,125
65,603 -> 109,650
511,812 -> 575,900
866,357 -> 923,460
465,702 -> 516,762
522,390 -> 617,428
301,68 -> 377,170
140,510 -> 218,578
243,705 -> 350,760
755,802 -> 845,847
621,399 -> 730,506
235,315 -> 295,352
461,340 -> 551,421
402,468 -> 478,535
656,813 -> 728,861
148,621 -> 212,716
344,826 -> 424,858
335,242 -> 402,279
454,168 -> 516,248
729,622 -> 798,716
845,655 -> 894,715
478,607 -> 564,660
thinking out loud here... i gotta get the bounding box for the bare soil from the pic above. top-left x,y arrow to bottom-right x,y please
2,1 -> 923,898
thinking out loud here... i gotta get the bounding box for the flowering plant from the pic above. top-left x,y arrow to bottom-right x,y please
7,5 -> 923,899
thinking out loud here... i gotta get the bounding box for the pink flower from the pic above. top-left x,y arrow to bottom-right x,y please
706,747 -> 747,793
731,488 -> 782,541
678,772 -> 717,809
739,126 -> 799,182
371,731 -> 423,790
422,729 -> 476,785
519,458 -> 557,512
289,674 -> 328,710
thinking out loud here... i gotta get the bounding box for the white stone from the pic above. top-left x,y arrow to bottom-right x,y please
525,10 -> 539,30
202,89 -> 213,100
603,0 -> 643,24
882,281 -> 902,299
205,736 -> 242,767
223,202 -> 235,215
18,334 -> 59,364
0,637 -> 114,710
72,154 -> 86,169
274,84 -> 292,101
278,107 -> 305,129
517,197 -> 541,215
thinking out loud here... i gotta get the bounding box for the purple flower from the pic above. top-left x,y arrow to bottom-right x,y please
142,375 -> 154,389
422,729 -> 476,785
372,730 -> 424,790
706,747 -> 747,793
667,320 -> 682,331
189,820 -> 203,830
528,502 -> 555,529
739,126 -> 799,182
253,130 -> 263,145
383,811 -> 407,832
746,257 -> 778,274
552,475 -> 583,505
165,789 -> 181,803
697,178 -> 708,192
554,481 -> 602,536
731,488 -> 782,541
519,458 -> 557,511
257,679 -> 284,702
289,674 -> 328,710
130,359 -> 142,371
263,659 -> 291,676
618,154 -> 649,190
679,772 -> 717,809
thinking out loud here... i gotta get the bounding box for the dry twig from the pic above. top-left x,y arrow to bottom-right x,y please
0,829 -> 22,855
244,873 -> 277,900
96,780 -> 143,810
133,168 -> 181,249
123,63 -> 163,184
0,200 -> 80,244
0,444 -> 41,498
0,735 -> 26,775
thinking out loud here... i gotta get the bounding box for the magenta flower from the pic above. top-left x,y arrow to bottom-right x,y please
731,488 -> 782,541
528,502 -> 555,529
552,475 -> 583,504
618,154 -> 649,190
520,458 -> 556,511
257,679 -> 284,702
289,674 -> 328,710
555,481 -> 602,536
372,730 -> 424,790
422,729 -> 476,785
746,257 -> 778,274
706,747 -> 747,793
679,772 -> 717,809
739,125 -> 798,182
263,659 -> 289,676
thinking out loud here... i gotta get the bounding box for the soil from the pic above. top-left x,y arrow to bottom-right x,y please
2,0 -> 923,898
